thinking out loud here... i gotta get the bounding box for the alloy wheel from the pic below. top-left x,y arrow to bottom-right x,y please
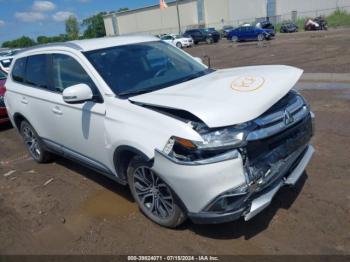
258,34 -> 264,41
133,166 -> 174,219
22,124 -> 41,160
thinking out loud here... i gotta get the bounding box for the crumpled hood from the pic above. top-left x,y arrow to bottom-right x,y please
129,65 -> 303,128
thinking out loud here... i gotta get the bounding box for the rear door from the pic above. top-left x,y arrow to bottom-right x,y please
6,54 -> 59,141
246,27 -> 256,39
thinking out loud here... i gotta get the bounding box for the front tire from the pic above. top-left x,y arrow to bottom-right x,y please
176,42 -> 182,48
257,34 -> 265,41
127,157 -> 186,228
206,37 -> 213,44
20,121 -> 51,163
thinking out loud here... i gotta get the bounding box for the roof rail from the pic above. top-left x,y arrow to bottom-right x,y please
18,42 -> 82,54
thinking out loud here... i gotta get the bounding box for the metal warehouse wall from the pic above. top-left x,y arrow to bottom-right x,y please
203,0 -> 267,28
103,0 -> 350,36
111,0 -> 198,36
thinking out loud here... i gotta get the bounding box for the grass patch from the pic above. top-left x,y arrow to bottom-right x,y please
275,9 -> 350,32
327,9 -> 350,27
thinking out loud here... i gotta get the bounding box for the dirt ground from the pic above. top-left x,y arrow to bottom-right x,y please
0,29 -> 350,255
186,28 -> 350,73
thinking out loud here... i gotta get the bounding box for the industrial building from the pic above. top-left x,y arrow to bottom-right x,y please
103,0 -> 350,36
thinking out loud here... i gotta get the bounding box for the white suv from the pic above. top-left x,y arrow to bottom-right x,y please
5,36 -> 314,228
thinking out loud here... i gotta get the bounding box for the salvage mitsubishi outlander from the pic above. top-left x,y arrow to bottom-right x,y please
4,36 -> 314,228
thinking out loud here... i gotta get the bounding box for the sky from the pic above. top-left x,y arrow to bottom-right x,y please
0,0 -> 162,45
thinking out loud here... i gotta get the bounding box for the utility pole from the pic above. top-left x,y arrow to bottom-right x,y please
176,0 -> 182,35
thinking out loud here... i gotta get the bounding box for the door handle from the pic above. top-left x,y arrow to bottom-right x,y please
21,97 -> 28,104
52,106 -> 63,115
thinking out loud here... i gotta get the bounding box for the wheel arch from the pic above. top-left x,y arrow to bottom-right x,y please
113,145 -> 152,182
13,112 -> 29,130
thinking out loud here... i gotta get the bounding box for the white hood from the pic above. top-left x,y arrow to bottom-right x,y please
130,65 -> 303,128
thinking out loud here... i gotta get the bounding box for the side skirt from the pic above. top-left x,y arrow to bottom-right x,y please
42,138 -> 127,185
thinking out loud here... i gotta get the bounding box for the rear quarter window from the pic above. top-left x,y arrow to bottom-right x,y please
11,57 -> 26,83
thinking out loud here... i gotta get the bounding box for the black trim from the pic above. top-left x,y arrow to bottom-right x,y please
113,145 -> 151,181
42,138 -> 127,185
188,208 -> 245,224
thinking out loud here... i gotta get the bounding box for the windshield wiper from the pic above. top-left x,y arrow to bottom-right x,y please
119,70 -> 215,98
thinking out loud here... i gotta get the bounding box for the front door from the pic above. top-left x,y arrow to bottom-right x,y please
46,52 -> 108,170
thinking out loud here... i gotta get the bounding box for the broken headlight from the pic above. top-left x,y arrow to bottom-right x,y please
163,122 -> 255,162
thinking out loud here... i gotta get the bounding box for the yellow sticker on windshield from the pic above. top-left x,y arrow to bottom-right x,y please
231,76 -> 265,92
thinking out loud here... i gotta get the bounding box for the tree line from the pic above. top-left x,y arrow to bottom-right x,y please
2,8 -> 129,48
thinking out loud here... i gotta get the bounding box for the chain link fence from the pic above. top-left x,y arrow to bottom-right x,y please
124,5 -> 350,36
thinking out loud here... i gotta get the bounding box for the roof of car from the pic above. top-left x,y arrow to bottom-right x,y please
17,35 -> 160,55
70,35 -> 159,51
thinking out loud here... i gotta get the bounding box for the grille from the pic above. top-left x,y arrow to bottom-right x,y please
247,91 -> 309,141
246,115 -> 312,186
244,91 -> 313,184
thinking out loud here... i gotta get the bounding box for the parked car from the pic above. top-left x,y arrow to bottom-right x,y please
160,34 -> 193,48
0,70 -> 8,124
5,36 -> 314,228
0,56 -> 13,73
183,28 -> 220,44
280,22 -> 299,33
221,25 -> 235,38
304,16 -> 328,31
256,21 -> 275,36
227,26 -> 273,42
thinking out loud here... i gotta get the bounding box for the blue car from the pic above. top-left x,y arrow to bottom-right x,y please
227,26 -> 274,42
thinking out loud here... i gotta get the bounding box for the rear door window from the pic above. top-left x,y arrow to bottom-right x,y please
25,55 -> 49,89
11,57 -> 26,83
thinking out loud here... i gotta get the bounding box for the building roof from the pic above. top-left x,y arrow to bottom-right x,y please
104,0 -> 195,17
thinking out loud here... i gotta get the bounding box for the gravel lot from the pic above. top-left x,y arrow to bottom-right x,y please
186,28 -> 350,73
0,29 -> 349,255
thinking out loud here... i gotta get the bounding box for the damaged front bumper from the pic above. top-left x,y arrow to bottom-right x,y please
153,108 -> 315,224
187,145 -> 314,224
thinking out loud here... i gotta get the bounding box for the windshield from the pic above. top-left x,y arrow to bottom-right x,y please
0,58 -> 13,68
0,70 -> 6,80
85,41 -> 211,97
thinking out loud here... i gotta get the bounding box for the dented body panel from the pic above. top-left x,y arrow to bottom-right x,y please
130,65 -> 303,128
5,37 -> 315,225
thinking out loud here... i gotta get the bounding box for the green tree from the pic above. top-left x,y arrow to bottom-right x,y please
2,36 -> 36,48
65,15 -> 79,40
37,36 -> 50,44
117,8 -> 129,12
82,12 -> 107,39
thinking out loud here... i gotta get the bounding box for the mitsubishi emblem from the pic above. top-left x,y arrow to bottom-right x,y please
284,109 -> 294,126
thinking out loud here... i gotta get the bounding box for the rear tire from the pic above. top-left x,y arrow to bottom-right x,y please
20,121 -> 52,163
127,157 -> 186,228
176,42 -> 182,48
231,36 -> 238,42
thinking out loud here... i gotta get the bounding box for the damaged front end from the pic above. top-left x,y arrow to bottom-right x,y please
158,90 -> 315,223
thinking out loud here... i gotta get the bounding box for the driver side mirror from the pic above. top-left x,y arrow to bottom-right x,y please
193,57 -> 204,64
63,83 -> 93,104
193,57 -> 209,68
